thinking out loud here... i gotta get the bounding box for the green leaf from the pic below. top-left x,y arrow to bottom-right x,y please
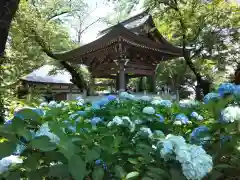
92,167 -> 104,180
69,154 -> 86,180
14,108 -> 42,121
114,165 -> 126,178
214,164 -> 236,169
7,171 -> 21,180
126,171 -> 140,179
30,136 -> 57,152
48,164 -> 69,178
85,148 -> 100,163
24,155 -> 39,169
0,141 -> 17,158
170,168 -> 185,180
128,158 -> 138,164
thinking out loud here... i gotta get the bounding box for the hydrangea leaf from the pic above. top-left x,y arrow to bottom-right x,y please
68,155 -> 86,180
92,167 -> 104,180
114,165 -> 126,178
47,164 -> 69,178
85,148 -> 100,163
0,141 -> 17,158
30,136 -> 57,152
128,158 -> 138,164
126,171 -> 140,179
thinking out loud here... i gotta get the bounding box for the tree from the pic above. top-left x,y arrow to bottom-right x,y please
108,0 -> 240,99
0,0 -> 20,123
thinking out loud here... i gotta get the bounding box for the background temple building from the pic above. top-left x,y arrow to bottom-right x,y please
19,10 -> 185,101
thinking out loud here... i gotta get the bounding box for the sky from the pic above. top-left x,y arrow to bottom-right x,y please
67,0 -> 144,44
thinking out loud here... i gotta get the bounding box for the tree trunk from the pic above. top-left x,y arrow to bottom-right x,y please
0,0 -> 20,56
184,55 -> 211,100
0,0 -> 20,123
234,64 -> 240,85
60,61 -> 87,90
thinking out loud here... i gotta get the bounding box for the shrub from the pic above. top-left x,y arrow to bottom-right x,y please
0,83 -> 240,180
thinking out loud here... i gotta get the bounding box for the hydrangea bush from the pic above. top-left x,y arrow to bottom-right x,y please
0,83 -> 240,179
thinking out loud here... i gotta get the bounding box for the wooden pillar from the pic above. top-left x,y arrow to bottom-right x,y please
152,72 -> 156,94
119,61 -> 125,92
90,78 -> 95,95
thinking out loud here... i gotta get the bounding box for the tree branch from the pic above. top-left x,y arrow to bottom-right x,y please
30,28 -> 87,90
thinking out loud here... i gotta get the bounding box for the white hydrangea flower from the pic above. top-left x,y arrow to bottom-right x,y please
48,101 -> 57,108
0,155 -> 23,174
35,122 -> 60,144
56,103 -> 63,108
39,102 -> 48,107
151,99 -> 161,105
173,121 -> 182,125
140,96 -> 151,101
158,135 -> 213,180
122,116 -> 135,132
142,107 -> 155,115
138,127 -> 153,138
134,119 -> 143,124
220,106 -> 240,123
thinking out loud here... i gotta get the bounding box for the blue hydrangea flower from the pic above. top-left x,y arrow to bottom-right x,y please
234,85 -> 240,95
97,98 -> 109,107
220,106 -> 240,123
218,83 -> 236,96
190,126 -> 209,145
203,93 -> 220,104
76,111 -> 86,116
95,159 -> 102,165
190,112 -> 204,121
33,108 -> 44,116
107,95 -> 117,101
69,113 -> 78,119
220,135 -> 232,147
159,100 -> 172,108
91,117 -> 103,125
4,120 -> 12,125
156,114 -> 165,122
142,107 -> 155,114
13,143 -> 26,155
91,103 -> 101,110
175,114 -> 190,124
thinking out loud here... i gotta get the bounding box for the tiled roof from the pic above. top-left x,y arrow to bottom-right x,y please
20,65 -> 72,84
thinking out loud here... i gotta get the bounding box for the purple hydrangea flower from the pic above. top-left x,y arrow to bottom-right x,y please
218,83 -> 235,96
156,114 -> 165,122
175,114 -> 189,124
107,95 -> 117,101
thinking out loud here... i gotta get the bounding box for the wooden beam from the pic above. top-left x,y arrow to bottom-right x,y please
125,68 -> 154,75
127,63 -> 155,70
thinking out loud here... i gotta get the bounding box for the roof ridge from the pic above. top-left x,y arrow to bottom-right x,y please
99,9 -> 149,35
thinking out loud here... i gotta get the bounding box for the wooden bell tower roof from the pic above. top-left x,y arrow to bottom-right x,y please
59,10 -> 186,79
